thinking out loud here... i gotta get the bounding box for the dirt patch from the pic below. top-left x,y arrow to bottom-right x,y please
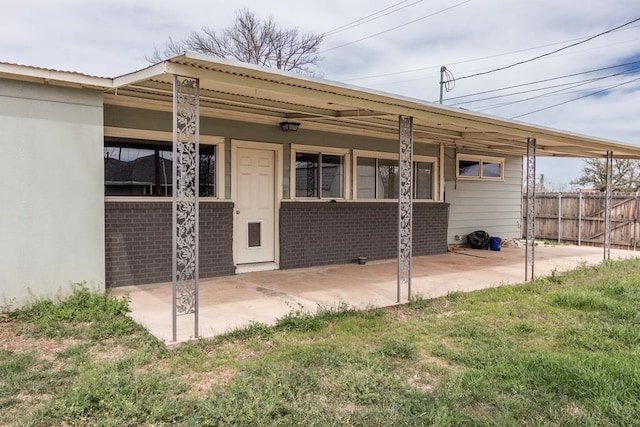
0,321 -> 79,360
407,372 -> 434,394
436,310 -> 469,318
91,342 -> 130,363
183,368 -> 239,397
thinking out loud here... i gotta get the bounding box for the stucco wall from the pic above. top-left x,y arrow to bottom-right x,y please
0,79 -> 105,308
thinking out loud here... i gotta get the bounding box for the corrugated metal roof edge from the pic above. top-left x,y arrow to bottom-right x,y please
0,61 -> 113,88
2,53 -> 640,157
160,53 -> 640,155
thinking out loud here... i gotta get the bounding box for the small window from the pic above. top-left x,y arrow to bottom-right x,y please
456,155 -> 504,180
104,139 -> 217,197
458,159 -> 480,178
414,161 -> 433,199
295,152 -> 344,198
356,156 -> 435,200
377,158 -> 399,199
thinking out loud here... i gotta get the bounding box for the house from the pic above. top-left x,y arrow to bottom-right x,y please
3,52 -> 640,308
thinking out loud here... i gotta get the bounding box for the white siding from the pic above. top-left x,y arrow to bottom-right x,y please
446,154 -> 523,243
0,79 -> 105,308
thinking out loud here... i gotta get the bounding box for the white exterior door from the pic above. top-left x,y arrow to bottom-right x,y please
235,147 -> 275,265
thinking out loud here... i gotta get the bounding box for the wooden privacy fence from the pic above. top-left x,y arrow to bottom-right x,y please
522,192 -> 640,249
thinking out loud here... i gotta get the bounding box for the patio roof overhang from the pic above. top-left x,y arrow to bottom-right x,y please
2,53 -> 640,159
105,52 -> 640,159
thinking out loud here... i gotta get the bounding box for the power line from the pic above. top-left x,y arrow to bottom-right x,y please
511,75 -> 640,119
455,16 -> 640,81
341,24 -> 640,83
455,77 -> 614,108
473,67 -> 640,112
324,0 -> 424,36
319,0 -> 473,54
445,60 -> 640,105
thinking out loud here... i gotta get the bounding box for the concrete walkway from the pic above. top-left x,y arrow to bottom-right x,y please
111,245 -> 638,343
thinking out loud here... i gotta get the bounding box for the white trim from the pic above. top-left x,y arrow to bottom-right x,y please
456,153 -> 505,181
104,127 -> 226,199
290,144 -> 351,200
352,149 -> 438,201
104,126 -> 223,145
104,197 -> 228,203
235,262 -> 278,274
291,144 -> 350,155
231,140 -> 283,269
246,220 -> 264,249
439,142 -> 445,202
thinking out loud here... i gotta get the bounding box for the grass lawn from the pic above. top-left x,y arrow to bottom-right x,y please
1,259 -> 639,426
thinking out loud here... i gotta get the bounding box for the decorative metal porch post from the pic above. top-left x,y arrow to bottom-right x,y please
525,138 -> 536,281
172,75 -> 200,342
604,150 -> 613,260
398,115 -> 413,303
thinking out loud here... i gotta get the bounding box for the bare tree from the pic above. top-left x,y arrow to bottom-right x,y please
571,158 -> 640,192
147,9 -> 323,75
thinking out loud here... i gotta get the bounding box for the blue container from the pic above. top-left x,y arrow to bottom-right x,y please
489,237 -> 502,251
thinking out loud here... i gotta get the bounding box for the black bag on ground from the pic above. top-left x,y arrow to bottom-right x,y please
467,230 -> 490,249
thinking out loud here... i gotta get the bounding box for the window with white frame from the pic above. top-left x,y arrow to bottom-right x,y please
456,154 -> 504,180
354,151 -> 437,200
104,138 -> 218,197
292,146 -> 348,199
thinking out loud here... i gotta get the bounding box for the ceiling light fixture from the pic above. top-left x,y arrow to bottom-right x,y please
279,121 -> 300,132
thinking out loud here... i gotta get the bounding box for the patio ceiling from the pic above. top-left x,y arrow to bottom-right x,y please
3,53 -> 640,159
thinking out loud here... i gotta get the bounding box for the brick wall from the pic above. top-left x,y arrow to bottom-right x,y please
105,201 -> 234,287
279,202 -> 449,269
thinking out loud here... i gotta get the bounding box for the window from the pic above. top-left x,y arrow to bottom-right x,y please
355,152 -> 436,200
456,154 -> 504,180
104,139 -> 217,197
294,151 -> 345,198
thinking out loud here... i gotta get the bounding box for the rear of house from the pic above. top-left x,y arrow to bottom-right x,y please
9,54 -> 623,307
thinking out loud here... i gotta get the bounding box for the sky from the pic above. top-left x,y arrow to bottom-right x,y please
3,0 -> 640,189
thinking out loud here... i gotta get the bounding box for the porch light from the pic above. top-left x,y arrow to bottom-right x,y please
280,121 -> 300,132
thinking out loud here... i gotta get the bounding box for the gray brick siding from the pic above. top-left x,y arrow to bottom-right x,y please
279,202 -> 449,269
105,201 -> 234,287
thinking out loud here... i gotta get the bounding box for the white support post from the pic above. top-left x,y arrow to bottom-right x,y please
439,142 -> 445,202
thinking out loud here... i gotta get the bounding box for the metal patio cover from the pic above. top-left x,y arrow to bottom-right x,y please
3,51 -> 640,159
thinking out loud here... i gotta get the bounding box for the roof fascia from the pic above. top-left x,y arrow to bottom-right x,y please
112,62 -> 169,89
0,63 -> 112,89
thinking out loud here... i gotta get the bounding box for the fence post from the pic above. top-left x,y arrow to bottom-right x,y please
558,192 -> 562,244
578,192 -> 582,246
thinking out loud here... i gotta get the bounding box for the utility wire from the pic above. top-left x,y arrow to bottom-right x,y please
447,61 -> 640,106
444,59 -> 640,102
319,0 -> 473,54
475,82 -> 634,111
455,16 -> 640,81
511,75 -> 640,119
371,34 -> 640,89
324,0 -> 424,36
473,67 -> 640,111
342,24 -> 640,82
454,77 -> 613,108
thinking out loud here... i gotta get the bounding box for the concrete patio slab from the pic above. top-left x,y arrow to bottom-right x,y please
111,245 -> 639,344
